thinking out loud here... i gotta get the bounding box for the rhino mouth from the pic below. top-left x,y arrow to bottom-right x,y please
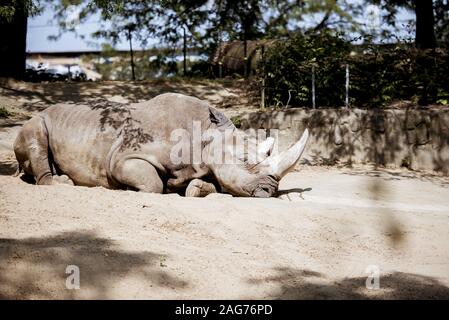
248,175 -> 279,198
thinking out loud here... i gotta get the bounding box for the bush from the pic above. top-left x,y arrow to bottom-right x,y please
0,106 -> 12,118
189,60 -> 210,77
349,46 -> 449,106
259,32 -> 449,108
230,115 -> 242,128
261,31 -> 350,107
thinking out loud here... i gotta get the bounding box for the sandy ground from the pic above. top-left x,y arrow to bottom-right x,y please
1,166 -> 448,299
1,80 -> 449,299
0,78 -> 258,119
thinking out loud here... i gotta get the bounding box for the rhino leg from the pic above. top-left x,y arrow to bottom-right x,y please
14,116 -> 70,185
112,158 -> 163,193
185,179 -> 217,197
52,174 -> 75,185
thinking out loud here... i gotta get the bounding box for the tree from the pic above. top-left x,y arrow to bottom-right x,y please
434,0 -> 449,45
157,0 -> 210,74
261,0 -> 364,39
210,0 -> 263,76
0,0 -> 39,79
49,0 -> 210,77
415,0 -> 436,48
369,0 -> 437,48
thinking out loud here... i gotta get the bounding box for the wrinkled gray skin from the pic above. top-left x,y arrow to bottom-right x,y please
14,93 -> 308,197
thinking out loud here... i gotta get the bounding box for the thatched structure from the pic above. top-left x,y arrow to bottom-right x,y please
210,39 -> 278,77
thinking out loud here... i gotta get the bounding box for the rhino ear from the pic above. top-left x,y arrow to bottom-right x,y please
258,137 -> 275,157
209,107 -> 233,129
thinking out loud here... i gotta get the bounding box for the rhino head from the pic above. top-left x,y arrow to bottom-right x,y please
203,128 -> 310,198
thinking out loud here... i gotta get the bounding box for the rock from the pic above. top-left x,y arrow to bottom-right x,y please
405,115 -> 416,130
350,117 -> 361,132
334,125 -> 343,145
414,122 -> 430,145
373,114 -> 385,133
0,157 -> 18,175
205,193 -> 233,199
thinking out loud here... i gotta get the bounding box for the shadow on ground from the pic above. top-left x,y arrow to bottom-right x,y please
0,159 -> 17,175
247,267 -> 449,299
275,187 -> 312,196
341,167 -> 449,187
0,78 -> 252,113
0,230 -> 188,299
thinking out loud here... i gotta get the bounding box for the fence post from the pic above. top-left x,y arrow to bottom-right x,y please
312,65 -> 316,109
183,26 -> 187,76
243,38 -> 248,78
127,27 -> 136,81
261,45 -> 265,109
345,63 -> 350,108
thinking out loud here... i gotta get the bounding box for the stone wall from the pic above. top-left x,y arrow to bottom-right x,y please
240,107 -> 449,174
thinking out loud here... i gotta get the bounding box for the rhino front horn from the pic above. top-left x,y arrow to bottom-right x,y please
258,136 -> 275,156
268,128 -> 309,179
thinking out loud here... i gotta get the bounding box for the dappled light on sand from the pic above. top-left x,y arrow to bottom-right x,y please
1,165 -> 448,299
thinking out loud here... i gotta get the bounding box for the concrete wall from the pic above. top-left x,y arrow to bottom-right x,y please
240,107 -> 449,174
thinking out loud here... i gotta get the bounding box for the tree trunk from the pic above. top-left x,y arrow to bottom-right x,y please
183,26 -> 187,76
415,0 -> 436,49
127,27 -> 135,81
0,2 -> 28,79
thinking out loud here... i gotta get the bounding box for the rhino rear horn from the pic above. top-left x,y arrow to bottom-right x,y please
268,128 -> 309,179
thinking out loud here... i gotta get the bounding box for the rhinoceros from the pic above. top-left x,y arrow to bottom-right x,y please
14,93 -> 309,197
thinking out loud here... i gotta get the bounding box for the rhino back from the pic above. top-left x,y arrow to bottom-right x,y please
129,93 -> 235,169
134,93 -> 234,136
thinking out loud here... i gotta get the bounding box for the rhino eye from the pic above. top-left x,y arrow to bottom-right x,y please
251,176 -> 279,197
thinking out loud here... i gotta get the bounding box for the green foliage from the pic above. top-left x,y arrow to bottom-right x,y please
434,0 -> 449,45
350,45 -> 449,106
46,0 -> 368,58
401,155 -> 411,169
230,115 -> 242,128
368,0 -> 449,47
0,106 -> 13,118
189,60 -> 210,77
48,0 -> 211,53
262,31 -> 351,107
0,0 -> 41,22
260,32 -> 449,107
92,49 -> 179,80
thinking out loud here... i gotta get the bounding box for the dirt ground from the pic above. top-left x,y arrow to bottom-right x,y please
1,80 -> 449,299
